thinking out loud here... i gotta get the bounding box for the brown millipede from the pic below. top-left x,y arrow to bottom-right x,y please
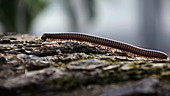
41,32 -> 168,59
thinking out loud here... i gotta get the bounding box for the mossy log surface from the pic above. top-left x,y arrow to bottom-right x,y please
0,33 -> 170,96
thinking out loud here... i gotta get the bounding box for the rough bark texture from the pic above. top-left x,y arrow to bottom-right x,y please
0,33 -> 170,96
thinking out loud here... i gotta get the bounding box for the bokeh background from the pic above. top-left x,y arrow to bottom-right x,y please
0,0 -> 170,56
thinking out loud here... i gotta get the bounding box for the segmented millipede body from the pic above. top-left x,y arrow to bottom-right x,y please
41,32 -> 168,59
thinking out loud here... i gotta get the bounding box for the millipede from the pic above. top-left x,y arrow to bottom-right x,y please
41,32 -> 168,59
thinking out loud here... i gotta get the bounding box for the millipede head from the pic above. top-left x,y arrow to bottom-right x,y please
41,34 -> 47,40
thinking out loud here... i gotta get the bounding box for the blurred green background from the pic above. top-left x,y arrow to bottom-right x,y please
0,0 -> 47,33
